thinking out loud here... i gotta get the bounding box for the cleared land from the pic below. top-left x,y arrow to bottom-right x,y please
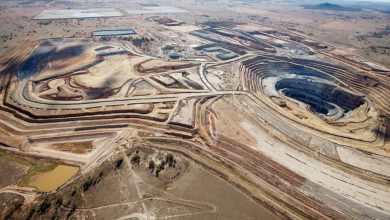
34,8 -> 124,20
124,6 -> 189,15
0,1 -> 389,219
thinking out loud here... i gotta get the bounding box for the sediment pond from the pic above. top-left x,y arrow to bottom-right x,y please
28,165 -> 78,192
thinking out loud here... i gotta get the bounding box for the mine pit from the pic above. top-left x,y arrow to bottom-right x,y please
1,4 -> 390,219
275,78 -> 365,116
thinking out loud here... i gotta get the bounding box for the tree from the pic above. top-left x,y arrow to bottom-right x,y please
166,153 -> 176,167
131,154 -> 141,165
82,178 -> 93,192
115,159 -> 123,169
148,160 -> 155,172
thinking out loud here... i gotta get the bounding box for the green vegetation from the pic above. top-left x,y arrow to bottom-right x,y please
131,154 -> 141,165
115,158 -> 123,169
166,153 -> 176,168
82,172 -> 103,192
162,45 -> 175,51
155,161 -> 166,177
0,150 -> 58,187
371,30 -> 390,38
0,150 -> 31,166
37,20 -> 51,26
2,195 -> 24,219
131,37 -> 154,47
20,163 -> 58,187
370,45 -> 377,53
148,160 -> 155,172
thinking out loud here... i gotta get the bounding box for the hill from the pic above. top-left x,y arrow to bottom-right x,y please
303,2 -> 361,11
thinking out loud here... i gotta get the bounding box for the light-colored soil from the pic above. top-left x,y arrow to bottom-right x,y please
166,159 -> 279,220
75,148 -> 280,220
50,142 -> 94,154
1,1 -> 389,219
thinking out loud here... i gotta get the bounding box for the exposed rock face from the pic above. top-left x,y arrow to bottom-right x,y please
240,55 -> 375,123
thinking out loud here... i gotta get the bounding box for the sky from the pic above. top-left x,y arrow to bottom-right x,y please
334,0 -> 390,3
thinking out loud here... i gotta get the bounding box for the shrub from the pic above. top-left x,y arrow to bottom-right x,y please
148,160 -> 155,172
166,153 -> 176,167
115,159 -> 123,169
131,154 -> 141,165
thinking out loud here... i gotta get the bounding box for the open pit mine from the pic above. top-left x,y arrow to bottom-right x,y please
0,16 -> 390,220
